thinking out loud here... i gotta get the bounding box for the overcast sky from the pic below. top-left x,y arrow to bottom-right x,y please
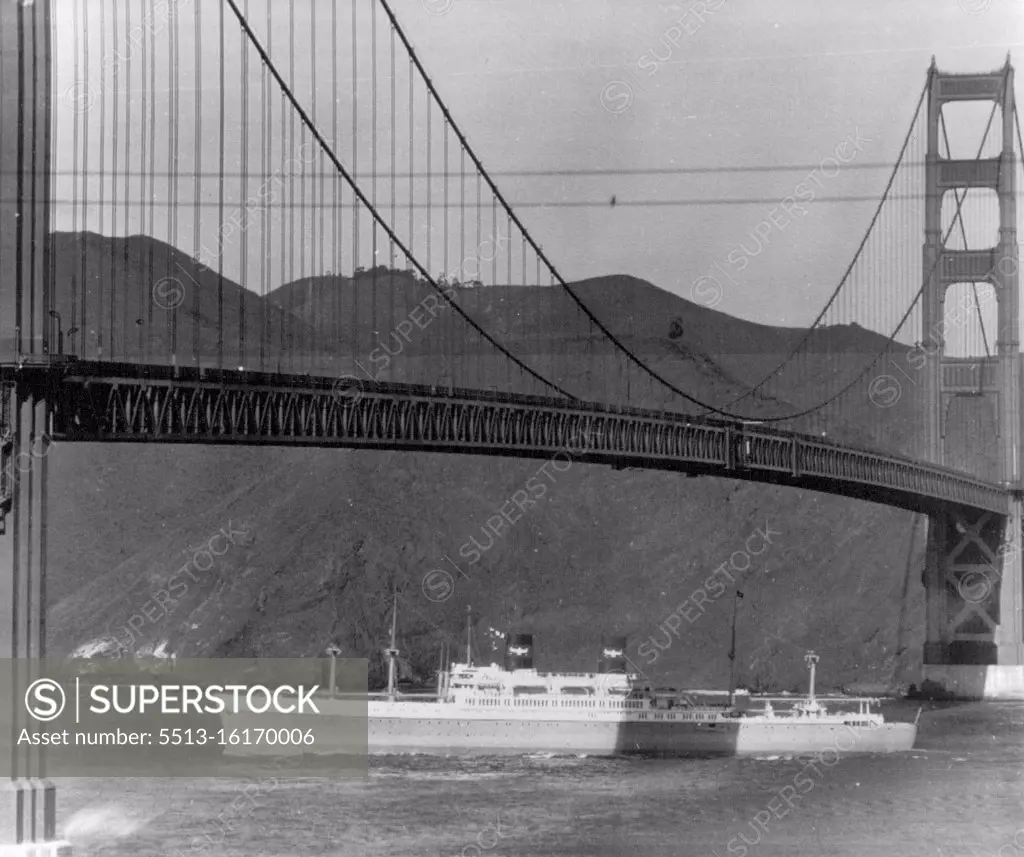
390,0 -> 1024,328
51,0 -> 1024,332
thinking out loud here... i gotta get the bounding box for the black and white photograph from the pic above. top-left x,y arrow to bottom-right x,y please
0,0 -> 1022,854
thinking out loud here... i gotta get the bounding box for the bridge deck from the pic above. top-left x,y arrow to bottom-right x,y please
7,360 -> 1007,517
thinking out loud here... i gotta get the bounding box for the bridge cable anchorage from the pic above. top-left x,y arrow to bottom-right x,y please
222,0 -> 576,401
708,73 -> 930,415
714,64 -> 1010,424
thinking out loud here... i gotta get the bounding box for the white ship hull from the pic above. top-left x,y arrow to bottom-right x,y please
366,698 -> 916,755
366,713 -> 916,756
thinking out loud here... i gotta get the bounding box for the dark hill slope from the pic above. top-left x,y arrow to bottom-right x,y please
265,268 -> 972,465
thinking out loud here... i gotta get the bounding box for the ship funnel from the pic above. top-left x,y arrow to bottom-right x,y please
598,636 -> 628,674
504,633 -> 534,671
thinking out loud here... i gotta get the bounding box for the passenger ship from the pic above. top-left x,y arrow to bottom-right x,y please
359,636 -> 915,755
224,604 -> 917,757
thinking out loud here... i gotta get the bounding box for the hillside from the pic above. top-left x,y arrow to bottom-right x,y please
45,231 -> 936,693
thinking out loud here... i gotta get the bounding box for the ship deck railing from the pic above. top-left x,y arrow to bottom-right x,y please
752,695 -> 883,706
319,691 -> 442,700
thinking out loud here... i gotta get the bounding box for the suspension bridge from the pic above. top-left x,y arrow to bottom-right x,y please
1,0 -> 1023,852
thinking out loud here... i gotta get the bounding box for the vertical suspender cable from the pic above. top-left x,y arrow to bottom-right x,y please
98,0 -> 106,359
217,0 -> 226,371
122,0 -> 131,359
109,1 -> 118,359
371,0 -> 378,375
352,0 -> 359,367
240,0 -> 250,371
71,0 -> 81,355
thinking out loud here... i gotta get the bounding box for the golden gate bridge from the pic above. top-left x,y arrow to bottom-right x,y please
1,1 -> 1022,852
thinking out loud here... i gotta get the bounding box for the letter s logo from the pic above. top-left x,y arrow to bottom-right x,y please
25,678 -> 66,721
421,569 -> 454,603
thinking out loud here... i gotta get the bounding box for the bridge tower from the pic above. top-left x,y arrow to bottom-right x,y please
921,58 -> 1024,697
0,0 -> 71,854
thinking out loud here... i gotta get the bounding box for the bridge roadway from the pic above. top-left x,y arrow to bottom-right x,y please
1,359 -> 1003,517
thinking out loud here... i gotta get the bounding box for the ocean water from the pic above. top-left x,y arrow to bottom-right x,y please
56,700 -> 1023,857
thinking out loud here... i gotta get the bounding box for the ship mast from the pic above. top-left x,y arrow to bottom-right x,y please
727,590 -> 743,706
436,641 -> 446,697
385,590 -> 399,701
465,604 -> 473,667
804,650 -> 819,710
